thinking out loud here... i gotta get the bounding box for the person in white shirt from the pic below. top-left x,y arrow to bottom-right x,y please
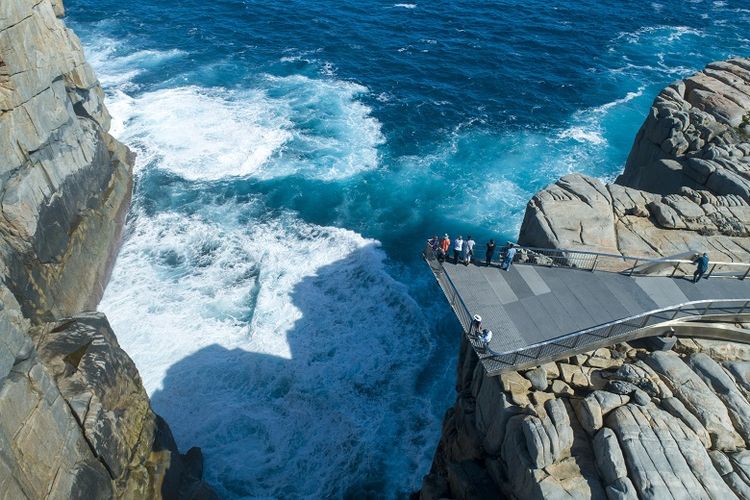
464,235 -> 476,265
453,236 -> 464,264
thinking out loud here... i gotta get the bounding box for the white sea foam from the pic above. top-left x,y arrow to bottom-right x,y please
107,86 -> 292,180
100,206 -> 438,497
592,87 -> 644,113
261,74 -> 385,180
557,126 -> 606,145
82,35 -> 186,88
617,25 -> 706,44
106,75 -> 384,181
556,87 -> 644,146
394,3 -> 417,9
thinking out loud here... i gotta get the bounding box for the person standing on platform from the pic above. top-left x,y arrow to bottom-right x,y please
693,252 -> 709,282
464,235 -> 476,265
429,235 -> 439,252
439,234 -> 450,262
453,235 -> 464,264
500,243 -> 517,271
485,239 -> 496,266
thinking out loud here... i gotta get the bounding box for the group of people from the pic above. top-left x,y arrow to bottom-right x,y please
428,234 -> 517,270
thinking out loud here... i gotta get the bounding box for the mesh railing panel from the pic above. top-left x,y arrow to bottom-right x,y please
484,299 -> 750,372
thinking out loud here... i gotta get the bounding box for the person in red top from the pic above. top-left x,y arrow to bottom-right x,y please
439,234 -> 450,262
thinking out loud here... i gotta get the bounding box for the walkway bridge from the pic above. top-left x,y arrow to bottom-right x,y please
424,244 -> 750,375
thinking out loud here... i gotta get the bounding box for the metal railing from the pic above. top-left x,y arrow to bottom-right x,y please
423,241 -> 750,374
484,298 -> 750,373
423,243 -> 474,332
515,245 -> 750,279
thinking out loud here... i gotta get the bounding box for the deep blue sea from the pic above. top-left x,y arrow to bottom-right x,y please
65,0 -> 749,497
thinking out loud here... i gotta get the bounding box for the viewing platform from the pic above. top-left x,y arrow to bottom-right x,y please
424,244 -> 750,375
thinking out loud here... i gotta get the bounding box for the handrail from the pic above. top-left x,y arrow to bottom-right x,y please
423,243 -> 474,332
514,244 -> 750,279
482,298 -> 750,373
518,244 -> 750,266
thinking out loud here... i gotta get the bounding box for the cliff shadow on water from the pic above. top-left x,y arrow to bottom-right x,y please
147,242 -> 457,498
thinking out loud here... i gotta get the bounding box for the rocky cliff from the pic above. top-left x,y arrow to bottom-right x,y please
420,58 -> 750,499
0,1 -> 213,498
520,58 -> 750,260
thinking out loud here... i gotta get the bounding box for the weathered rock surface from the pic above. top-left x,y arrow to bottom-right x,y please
0,1 -> 215,498
519,59 -> 750,261
421,58 -> 750,500
421,334 -> 750,500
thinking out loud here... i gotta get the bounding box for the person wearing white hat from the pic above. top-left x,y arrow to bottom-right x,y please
439,234 -> 450,262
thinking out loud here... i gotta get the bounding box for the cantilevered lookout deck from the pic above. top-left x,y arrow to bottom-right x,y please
424,245 -> 750,375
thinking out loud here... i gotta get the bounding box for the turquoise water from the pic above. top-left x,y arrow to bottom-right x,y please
66,0 -> 750,497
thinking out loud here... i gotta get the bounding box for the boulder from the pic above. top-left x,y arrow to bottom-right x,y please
606,404 -> 736,499
545,398 -> 574,457
573,396 -> 602,434
688,353 -> 750,444
525,366 -> 549,391
644,351 -> 743,450
593,427 -> 627,485
519,174 -> 618,254
559,363 -> 590,388
551,380 -> 575,396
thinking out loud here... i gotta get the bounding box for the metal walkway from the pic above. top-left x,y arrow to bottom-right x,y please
424,245 -> 750,375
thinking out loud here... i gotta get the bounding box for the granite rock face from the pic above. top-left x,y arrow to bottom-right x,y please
0,0 -> 132,322
422,58 -> 750,499
519,58 -> 750,261
421,337 -> 750,500
0,1 -> 215,498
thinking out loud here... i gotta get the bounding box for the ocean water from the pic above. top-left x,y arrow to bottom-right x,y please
65,0 -> 750,497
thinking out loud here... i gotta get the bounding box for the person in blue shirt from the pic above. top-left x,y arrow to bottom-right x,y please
693,252 -> 709,283
500,244 -> 517,271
